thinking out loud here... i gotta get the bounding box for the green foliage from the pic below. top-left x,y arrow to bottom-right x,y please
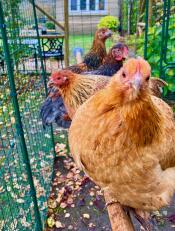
121,0 -> 138,34
135,16 -> 175,93
97,16 -> 119,31
46,21 -> 55,30
2,0 -> 31,70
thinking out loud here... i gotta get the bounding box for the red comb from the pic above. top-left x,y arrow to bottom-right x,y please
51,70 -> 74,78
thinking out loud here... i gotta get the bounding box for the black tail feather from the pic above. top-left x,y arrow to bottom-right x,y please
40,96 -> 71,129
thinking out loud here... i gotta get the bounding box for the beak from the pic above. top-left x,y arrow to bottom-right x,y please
48,78 -> 54,87
106,30 -> 113,37
130,72 -> 142,91
63,76 -> 67,81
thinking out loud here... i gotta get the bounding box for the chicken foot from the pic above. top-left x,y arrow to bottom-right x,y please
125,208 -> 159,231
127,208 -> 152,231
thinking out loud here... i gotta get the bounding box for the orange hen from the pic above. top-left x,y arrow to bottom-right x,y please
69,58 -> 175,215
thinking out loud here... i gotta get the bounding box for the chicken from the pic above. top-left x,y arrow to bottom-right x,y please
40,69 -> 168,128
49,70 -> 109,119
69,58 -> 175,223
67,28 -> 112,73
83,43 -> 128,76
149,77 -> 168,98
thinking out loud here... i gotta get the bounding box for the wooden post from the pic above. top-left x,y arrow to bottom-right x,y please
30,1 -> 65,31
64,0 -> 69,67
104,191 -> 135,231
148,0 -> 153,26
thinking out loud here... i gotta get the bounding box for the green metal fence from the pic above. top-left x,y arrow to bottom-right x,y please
0,0 -> 55,230
121,0 -> 175,100
144,0 -> 175,98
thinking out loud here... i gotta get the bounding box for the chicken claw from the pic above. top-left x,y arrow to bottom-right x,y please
105,199 -> 120,208
127,208 -> 159,231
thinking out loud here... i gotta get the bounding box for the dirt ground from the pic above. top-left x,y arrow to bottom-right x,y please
46,154 -> 175,231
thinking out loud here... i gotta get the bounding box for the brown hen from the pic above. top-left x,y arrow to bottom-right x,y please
67,28 -> 112,73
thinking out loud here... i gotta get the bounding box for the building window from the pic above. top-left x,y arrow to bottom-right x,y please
80,0 -> 87,10
71,0 -> 77,10
70,0 -> 106,14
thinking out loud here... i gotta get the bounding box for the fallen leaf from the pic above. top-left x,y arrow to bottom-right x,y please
16,198 -> 25,203
56,171 -> 61,177
65,213 -> 70,218
90,191 -> 95,197
89,222 -> 96,228
83,213 -> 90,219
60,202 -> 67,208
55,221 -> 64,228
48,199 -> 57,209
47,216 -> 55,228
89,201 -> 93,206
10,117 -> 15,124
66,172 -> 74,179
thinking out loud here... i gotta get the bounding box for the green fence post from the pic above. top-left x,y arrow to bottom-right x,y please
0,2 -> 43,230
163,0 -> 171,65
159,0 -> 168,78
30,0 -> 48,94
30,0 -> 56,158
144,0 -> 149,60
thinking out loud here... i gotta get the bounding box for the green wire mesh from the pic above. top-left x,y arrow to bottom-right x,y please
0,0 -> 55,230
121,0 -> 175,99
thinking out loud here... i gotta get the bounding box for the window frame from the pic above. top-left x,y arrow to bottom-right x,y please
69,0 -> 107,15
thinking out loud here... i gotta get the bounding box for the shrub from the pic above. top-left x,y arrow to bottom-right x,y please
97,16 -> 119,31
46,21 -> 55,30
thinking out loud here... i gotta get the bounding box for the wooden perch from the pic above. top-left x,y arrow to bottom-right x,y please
104,191 -> 135,231
30,1 -> 65,31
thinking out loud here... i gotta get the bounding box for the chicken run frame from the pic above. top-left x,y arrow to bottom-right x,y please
0,0 -> 174,230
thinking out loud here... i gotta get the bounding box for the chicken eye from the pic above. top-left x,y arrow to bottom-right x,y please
146,75 -> 150,81
122,72 -> 126,78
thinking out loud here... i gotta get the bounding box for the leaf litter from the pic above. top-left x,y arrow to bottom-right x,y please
46,129 -> 175,231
